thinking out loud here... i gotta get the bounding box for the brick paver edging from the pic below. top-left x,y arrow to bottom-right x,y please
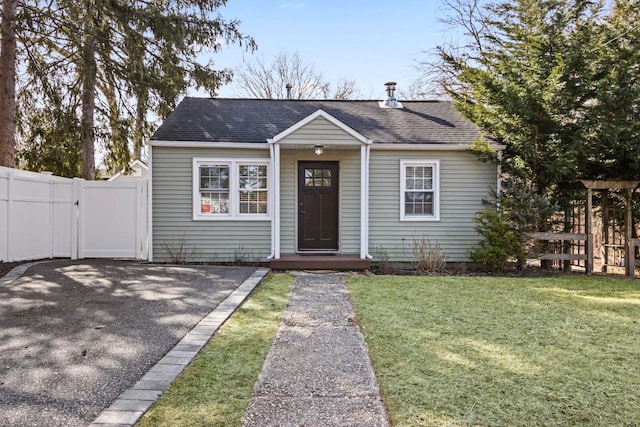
0,261 -> 51,285
90,267 -> 270,427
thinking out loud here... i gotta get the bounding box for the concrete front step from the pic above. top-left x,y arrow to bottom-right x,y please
270,254 -> 371,270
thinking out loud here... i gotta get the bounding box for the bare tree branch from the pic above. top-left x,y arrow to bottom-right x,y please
411,0 -> 493,99
235,51 -> 360,100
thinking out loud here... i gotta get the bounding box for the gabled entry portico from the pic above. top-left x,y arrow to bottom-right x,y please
267,109 -> 372,268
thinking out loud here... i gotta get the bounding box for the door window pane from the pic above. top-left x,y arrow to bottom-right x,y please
304,168 -> 333,187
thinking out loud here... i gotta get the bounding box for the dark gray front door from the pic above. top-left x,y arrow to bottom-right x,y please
298,161 -> 339,251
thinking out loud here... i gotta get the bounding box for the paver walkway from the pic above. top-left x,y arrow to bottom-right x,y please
242,273 -> 390,426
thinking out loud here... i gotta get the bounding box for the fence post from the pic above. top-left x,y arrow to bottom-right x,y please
5,170 -> 13,261
629,239 -> 638,278
586,233 -> 594,274
139,180 -> 148,260
586,188 -> 593,274
136,180 -> 146,260
43,172 -> 54,259
625,189 -> 633,277
71,178 -> 82,260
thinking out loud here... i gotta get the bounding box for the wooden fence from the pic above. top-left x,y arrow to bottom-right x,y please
529,232 -> 593,274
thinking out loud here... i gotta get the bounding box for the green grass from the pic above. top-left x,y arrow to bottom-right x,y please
347,275 -> 640,426
136,273 -> 294,427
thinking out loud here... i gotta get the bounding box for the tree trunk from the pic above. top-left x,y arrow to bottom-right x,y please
133,90 -> 147,160
80,27 -> 96,179
0,0 -> 17,167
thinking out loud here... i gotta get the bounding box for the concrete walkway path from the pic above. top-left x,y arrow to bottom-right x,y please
242,273 -> 390,426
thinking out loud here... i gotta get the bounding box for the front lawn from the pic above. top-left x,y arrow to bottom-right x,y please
136,273 -> 294,427
347,275 -> 640,426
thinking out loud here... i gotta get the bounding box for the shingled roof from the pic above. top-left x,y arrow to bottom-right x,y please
150,97 -> 480,145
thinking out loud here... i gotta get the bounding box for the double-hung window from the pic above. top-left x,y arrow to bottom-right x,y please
400,159 -> 440,221
238,164 -> 268,214
193,158 -> 269,220
198,164 -> 230,214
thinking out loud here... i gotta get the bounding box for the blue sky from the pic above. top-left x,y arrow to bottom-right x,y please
209,1 -> 449,99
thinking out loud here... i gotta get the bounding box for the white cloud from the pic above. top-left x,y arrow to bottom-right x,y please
281,2 -> 306,8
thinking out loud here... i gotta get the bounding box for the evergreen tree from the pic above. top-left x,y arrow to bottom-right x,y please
431,0 -> 640,189
583,0 -> 640,180
425,0 -> 640,263
11,0 -> 255,178
436,0 -> 603,197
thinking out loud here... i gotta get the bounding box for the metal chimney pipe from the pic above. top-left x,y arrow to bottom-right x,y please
286,83 -> 293,99
384,82 -> 397,107
385,82 -> 397,97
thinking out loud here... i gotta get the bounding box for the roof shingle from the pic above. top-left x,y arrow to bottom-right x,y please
150,98 -> 480,145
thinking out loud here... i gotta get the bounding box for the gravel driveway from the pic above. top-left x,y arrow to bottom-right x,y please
0,260 -> 257,427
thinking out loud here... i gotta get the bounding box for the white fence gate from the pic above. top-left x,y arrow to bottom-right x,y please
1,167 -> 148,262
78,180 -> 147,259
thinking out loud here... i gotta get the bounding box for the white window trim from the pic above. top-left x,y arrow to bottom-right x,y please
193,157 -> 271,221
400,159 -> 440,221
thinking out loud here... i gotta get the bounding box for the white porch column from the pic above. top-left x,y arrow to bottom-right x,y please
360,144 -> 370,259
273,143 -> 281,259
365,144 -> 371,258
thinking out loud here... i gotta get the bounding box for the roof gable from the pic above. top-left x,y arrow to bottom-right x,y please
270,109 -> 371,145
107,159 -> 148,181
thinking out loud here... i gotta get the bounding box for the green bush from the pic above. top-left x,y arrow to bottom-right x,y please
470,210 -> 525,272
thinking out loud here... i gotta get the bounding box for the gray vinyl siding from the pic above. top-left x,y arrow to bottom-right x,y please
152,146 -> 271,262
368,150 -> 497,262
279,150 -> 296,253
280,149 -> 362,255
279,117 -> 362,145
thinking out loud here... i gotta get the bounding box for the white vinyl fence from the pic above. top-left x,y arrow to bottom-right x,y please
0,167 -> 147,262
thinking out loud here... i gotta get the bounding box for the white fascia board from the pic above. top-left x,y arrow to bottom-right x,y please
271,109 -> 372,145
108,171 -> 123,181
371,143 -> 506,151
147,140 -> 269,149
130,159 -> 148,169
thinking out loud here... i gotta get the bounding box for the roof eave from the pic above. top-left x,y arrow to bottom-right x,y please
371,143 -> 506,151
146,140 -> 269,149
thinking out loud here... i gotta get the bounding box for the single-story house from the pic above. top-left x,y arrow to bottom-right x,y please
147,85 -> 503,269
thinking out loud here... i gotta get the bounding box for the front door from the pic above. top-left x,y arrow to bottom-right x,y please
298,161 -> 339,251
